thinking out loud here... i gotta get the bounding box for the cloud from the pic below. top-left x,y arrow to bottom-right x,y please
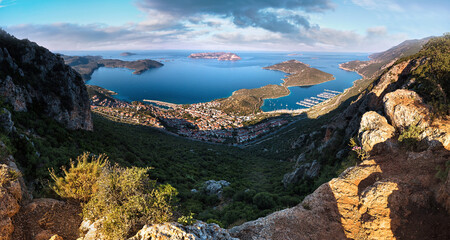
351,0 -> 403,12
0,0 -> 15,8
136,0 -> 333,33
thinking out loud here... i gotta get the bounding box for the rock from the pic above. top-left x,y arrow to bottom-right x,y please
358,111 -> 395,152
305,160 -> 321,179
12,198 -> 82,240
0,163 -> 22,240
202,180 -> 230,198
233,148 -> 450,240
191,189 -> 198,194
0,108 -> 13,134
49,235 -> 64,240
0,30 -> 92,130
335,149 -> 347,159
295,153 -> 306,167
78,219 -> 105,240
282,160 -> 321,188
128,221 -> 237,240
383,89 -> 430,129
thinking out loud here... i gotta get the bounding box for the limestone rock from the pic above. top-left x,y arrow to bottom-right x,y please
0,108 -> 14,134
129,221 -> 237,240
0,30 -> 92,130
0,164 -> 22,240
383,89 -> 430,129
202,180 -> 230,198
358,111 -> 395,152
282,160 -> 321,188
12,198 -> 82,240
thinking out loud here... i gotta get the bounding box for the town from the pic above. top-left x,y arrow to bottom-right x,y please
90,94 -> 289,144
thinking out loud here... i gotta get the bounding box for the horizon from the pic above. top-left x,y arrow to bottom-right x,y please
0,0 -> 448,52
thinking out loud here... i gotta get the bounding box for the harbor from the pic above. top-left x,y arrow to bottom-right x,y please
296,89 -> 342,108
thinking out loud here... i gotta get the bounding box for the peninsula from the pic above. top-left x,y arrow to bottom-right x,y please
188,52 -> 241,61
264,60 -> 334,87
62,55 -> 163,80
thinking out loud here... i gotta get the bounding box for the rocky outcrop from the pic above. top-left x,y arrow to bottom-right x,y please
129,222 -> 237,240
0,108 -> 14,134
0,163 -> 22,240
202,180 -> 230,198
282,160 -> 321,187
0,30 -> 92,130
12,198 -> 82,240
79,220 -> 236,240
358,111 -> 395,152
233,86 -> 450,239
383,89 -> 430,129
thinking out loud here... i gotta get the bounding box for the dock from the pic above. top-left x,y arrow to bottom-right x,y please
296,89 -> 342,108
143,99 -> 179,108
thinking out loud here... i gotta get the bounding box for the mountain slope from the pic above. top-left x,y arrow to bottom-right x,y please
230,35 -> 450,239
0,30 -> 92,130
340,37 -> 430,79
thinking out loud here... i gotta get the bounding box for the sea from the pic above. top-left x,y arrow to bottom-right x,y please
59,50 -> 368,112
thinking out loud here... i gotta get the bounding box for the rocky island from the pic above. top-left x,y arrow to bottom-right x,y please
120,52 -> 137,56
188,52 -> 241,61
62,55 -> 163,80
264,59 -> 335,87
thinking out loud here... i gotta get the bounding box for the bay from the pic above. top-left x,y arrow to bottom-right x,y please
60,50 -> 368,111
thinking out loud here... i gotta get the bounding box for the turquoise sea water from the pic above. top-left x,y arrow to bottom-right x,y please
60,50 -> 368,111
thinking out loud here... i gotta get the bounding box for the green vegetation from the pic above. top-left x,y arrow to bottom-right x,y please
83,164 -> 177,239
50,152 -> 108,202
398,124 -> 424,151
435,160 -> 450,181
397,34 -> 450,116
178,212 -> 196,226
51,153 -> 177,239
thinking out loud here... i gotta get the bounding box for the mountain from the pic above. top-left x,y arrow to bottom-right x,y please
230,35 -> 450,239
188,52 -> 242,61
340,37 -> 430,79
0,30 -> 92,130
0,30 -> 448,240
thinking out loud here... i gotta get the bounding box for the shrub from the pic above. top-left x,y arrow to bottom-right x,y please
49,152 -> 107,202
82,164 -> 177,240
178,212 -> 196,226
398,125 -> 423,151
252,192 -> 275,210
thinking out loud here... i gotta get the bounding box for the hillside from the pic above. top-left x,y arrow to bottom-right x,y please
0,30 -> 92,130
0,30 -> 448,240
231,35 -> 450,239
340,37 -> 430,79
63,55 -> 163,80
264,60 -> 335,87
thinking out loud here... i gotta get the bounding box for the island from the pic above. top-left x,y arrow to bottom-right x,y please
263,60 -> 335,87
62,55 -> 163,80
120,52 -> 137,56
188,52 -> 241,61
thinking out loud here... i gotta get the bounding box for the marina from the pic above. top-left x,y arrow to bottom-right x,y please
296,89 -> 342,108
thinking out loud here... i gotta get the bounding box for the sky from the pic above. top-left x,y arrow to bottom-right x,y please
0,0 -> 448,52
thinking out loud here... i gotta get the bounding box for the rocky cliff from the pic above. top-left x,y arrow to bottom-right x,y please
0,30 -> 92,130
230,37 -> 449,239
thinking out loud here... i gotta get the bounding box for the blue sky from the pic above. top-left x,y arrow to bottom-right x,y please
0,0 -> 448,52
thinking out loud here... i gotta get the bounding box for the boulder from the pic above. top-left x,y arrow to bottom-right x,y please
202,180 -> 230,198
0,108 -> 14,134
282,160 -> 321,188
358,111 -> 395,152
129,221 -> 237,240
383,89 -> 430,129
0,163 -> 22,240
